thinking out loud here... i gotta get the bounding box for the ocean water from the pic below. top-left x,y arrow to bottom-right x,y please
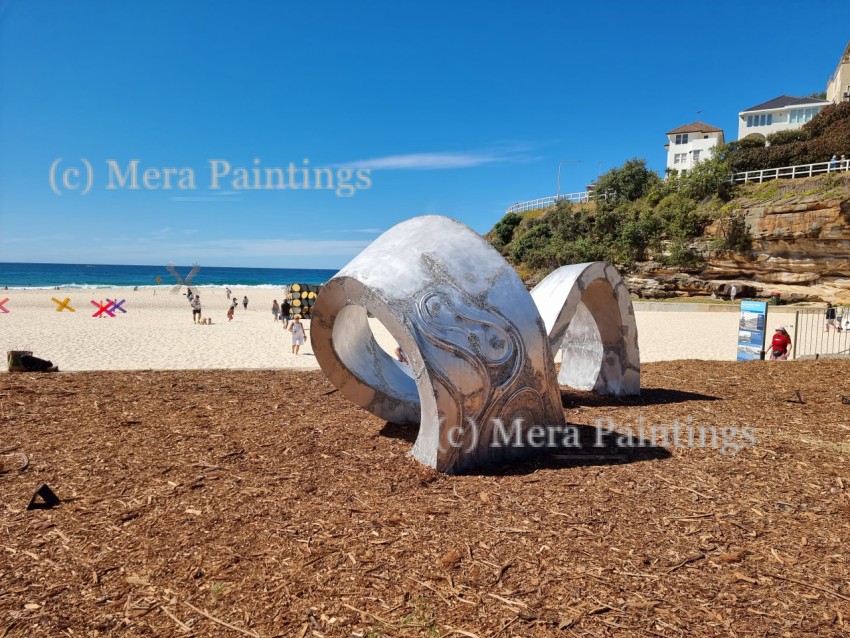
0,262 -> 338,289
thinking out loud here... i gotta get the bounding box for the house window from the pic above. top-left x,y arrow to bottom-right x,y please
674,134 -> 689,144
674,153 -> 687,164
789,107 -> 822,124
692,150 -> 701,163
746,114 -> 773,127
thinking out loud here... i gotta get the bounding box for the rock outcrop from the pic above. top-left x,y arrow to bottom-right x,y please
629,174 -> 850,303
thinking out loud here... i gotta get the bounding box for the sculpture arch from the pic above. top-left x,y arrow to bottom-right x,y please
530,262 -> 640,396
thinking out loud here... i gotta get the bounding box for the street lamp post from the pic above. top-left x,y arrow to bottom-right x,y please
556,160 -> 581,202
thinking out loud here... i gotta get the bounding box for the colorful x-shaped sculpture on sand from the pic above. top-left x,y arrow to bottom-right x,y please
51,297 -> 75,312
91,300 -> 115,318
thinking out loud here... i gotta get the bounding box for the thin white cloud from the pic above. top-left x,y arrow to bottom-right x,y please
346,146 -> 535,170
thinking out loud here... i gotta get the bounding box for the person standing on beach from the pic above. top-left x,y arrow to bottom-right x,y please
730,285 -> 737,303
289,315 -> 306,354
770,326 -> 792,360
272,300 -> 280,322
191,295 -> 202,324
825,302 -> 838,331
280,298 -> 291,328
227,305 -> 234,321
243,295 -> 249,310
225,287 -> 232,300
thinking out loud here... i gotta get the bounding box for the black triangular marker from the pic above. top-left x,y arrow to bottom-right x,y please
27,484 -> 60,510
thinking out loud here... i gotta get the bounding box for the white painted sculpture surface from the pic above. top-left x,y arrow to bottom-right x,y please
311,216 -> 640,473
531,262 -> 640,396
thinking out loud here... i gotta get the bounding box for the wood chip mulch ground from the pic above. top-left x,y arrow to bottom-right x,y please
1,360 -> 849,637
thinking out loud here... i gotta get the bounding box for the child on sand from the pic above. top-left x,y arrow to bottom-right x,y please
227,305 -> 234,321
289,315 -> 306,354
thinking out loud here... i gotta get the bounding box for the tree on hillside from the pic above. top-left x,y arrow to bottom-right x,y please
490,212 -> 523,250
596,159 -> 662,208
677,148 -> 732,201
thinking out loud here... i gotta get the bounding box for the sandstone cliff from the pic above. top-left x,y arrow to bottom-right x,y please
627,173 -> 850,303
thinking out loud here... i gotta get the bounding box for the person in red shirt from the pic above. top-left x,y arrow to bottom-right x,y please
770,326 -> 792,360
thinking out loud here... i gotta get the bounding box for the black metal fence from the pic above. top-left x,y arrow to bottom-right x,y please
792,307 -> 850,359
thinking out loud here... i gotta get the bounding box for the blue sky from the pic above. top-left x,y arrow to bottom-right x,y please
1,0 -> 849,268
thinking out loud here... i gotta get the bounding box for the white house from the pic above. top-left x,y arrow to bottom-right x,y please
664,122 -> 725,174
737,95 -> 831,141
826,40 -> 850,104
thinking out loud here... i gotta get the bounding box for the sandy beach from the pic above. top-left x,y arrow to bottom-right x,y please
0,286 -> 811,372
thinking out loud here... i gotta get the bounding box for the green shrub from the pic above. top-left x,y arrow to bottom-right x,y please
679,154 -> 732,201
595,158 -> 662,207
738,134 -> 766,149
654,193 -> 706,238
662,239 -> 702,267
767,129 -> 810,145
511,224 -> 552,262
712,211 -> 752,252
803,102 -> 850,137
491,212 -> 523,246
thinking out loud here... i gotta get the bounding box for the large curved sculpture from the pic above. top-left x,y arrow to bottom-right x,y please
312,216 -> 641,473
531,262 -> 640,396
310,216 -> 565,474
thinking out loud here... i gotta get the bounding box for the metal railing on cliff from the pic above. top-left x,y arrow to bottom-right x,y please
505,190 -> 610,215
507,160 -> 848,215
730,159 -> 850,184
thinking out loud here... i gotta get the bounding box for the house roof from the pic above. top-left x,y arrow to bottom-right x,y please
666,122 -> 724,135
741,95 -> 830,113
